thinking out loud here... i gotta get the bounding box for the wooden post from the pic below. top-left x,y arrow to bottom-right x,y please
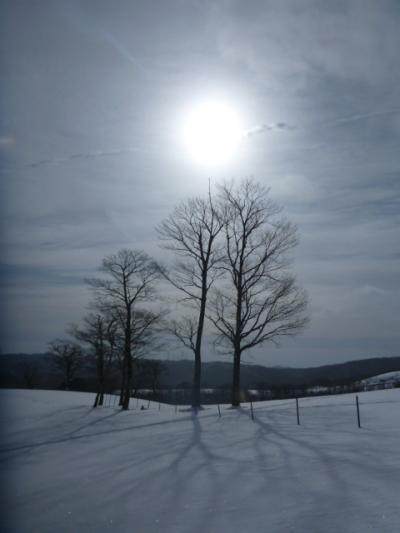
217,404 -> 221,417
147,399 -> 150,409
250,400 -> 255,421
356,395 -> 361,428
175,404 -> 177,414
158,402 -> 161,411
296,398 -> 300,425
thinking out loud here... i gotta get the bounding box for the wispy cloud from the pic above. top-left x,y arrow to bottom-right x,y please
327,108 -> 400,127
25,148 -> 140,169
245,122 -> 295,137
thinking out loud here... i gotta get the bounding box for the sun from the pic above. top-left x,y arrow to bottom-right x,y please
181,99 -> 244,167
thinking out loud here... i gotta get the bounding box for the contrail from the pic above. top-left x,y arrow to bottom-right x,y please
103,31 -> 148,74
326,108 -> 400,127
61,0 -> 149,75
26,148 -> 140,169
246,108 -> 400,139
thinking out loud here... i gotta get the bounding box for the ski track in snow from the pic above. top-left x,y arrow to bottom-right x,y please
1,389 -> 399,533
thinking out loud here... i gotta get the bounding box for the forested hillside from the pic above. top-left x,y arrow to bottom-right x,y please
1,353 -> 399,391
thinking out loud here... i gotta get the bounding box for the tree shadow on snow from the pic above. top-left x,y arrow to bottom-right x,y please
239,408 -> 370,530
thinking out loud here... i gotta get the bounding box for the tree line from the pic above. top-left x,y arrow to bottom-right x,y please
48,178 -> 308,409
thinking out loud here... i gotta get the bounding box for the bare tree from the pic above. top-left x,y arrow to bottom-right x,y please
48,340 -> 85,390
157,192 -> 224,408
70,312 -> 119,407
86,249 -> 161,410
209,179 -> 308,406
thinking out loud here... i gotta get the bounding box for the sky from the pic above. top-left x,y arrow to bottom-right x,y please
1,0 -> 399,367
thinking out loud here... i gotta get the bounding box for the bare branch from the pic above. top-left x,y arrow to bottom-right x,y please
207,178 -> 309,406
157,190 -> 224,407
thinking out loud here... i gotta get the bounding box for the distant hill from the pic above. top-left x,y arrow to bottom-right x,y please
1,353 -> 400,391
162,357 -> 400,389
0,353 -> 62,390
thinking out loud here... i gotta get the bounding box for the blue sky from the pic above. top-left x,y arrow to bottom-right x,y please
1,0 -> 399,366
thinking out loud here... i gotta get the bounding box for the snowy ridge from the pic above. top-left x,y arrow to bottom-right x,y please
361,370 -> 400,386
1,389 -> 400,532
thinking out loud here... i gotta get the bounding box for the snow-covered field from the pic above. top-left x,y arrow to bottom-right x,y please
361,370 -> 400,386
1,389 -> 399,533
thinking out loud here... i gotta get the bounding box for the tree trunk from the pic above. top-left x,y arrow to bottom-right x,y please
192,355 -> 201,409
93,392 -> 100,408
96,348 -> 105,407
232,273 -> 243,407
231,348 -> 241,407
122,353 -> 132,410
192,288 -> 207,409
122,308 -> 132,410
119,359 -> 126,406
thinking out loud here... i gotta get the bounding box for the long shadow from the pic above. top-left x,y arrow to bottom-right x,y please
160,411 -> 222,533
239,407 -> 374,529
170,412 -> 218,469
67,409 -> 122,436
0,413 -> 209,454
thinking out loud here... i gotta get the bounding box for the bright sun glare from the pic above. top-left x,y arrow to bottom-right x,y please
181,100 -> 244,167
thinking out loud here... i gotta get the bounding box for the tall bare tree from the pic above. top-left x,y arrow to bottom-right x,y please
86,249 -> 161,410
209,179 -> 308,406
157,192 -> 224,408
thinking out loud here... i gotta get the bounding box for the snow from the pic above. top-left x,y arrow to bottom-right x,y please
1,389 -> 400,532
361,371 -> 400,386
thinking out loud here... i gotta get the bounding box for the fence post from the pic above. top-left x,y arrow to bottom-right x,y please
217,404 -> 221,417
356,395 -> 361,428
158,402 -> 161,411
296,398 -> 300,425
147,399 -> 150,409
250,400 -> 255,421
175,404 -> 178,415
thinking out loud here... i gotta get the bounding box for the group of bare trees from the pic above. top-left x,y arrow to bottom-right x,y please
71,313 -> 118,407
85,250 -> 162,409
48,251 -> 164,409
159,179 -> 308,407
48,178 -> 308,409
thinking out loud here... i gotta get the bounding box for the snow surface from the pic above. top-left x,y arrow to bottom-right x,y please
361,371 -> 400,385
1,389 -> 400,532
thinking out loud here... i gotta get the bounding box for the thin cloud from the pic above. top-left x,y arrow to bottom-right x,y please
328,108 -> 400,127
248,109 -> 400,138
25,148 -> 140,169
245,122 -> 295,137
